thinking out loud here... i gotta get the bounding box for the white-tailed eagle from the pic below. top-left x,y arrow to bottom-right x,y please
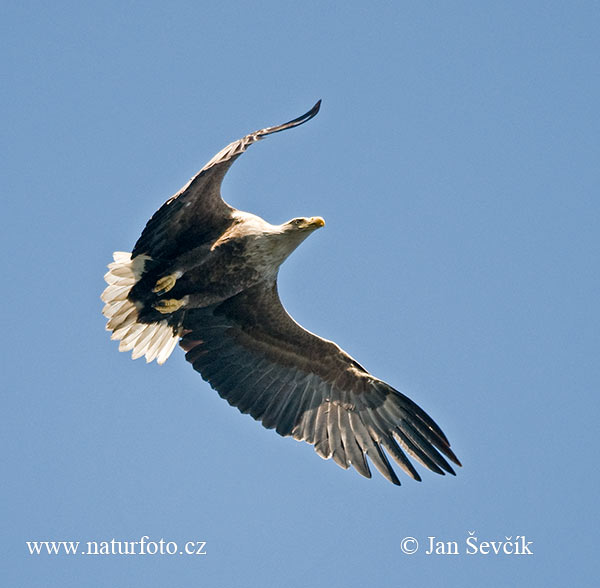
102,101 -> 461,485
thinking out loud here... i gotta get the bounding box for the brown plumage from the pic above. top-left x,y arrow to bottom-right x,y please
101,101 -> 461,485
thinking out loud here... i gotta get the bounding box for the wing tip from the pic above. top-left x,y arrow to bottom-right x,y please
309,99 -> 322,118
447,448 -> 462,468
258,99 -> 323,138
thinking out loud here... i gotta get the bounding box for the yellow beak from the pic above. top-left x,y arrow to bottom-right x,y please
309,216 -> 325,228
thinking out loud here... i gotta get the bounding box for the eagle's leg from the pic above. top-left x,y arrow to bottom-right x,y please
153,297 -> 186,314
152,272 -> 182,295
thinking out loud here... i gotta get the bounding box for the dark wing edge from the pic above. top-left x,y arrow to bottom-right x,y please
180,281 -> 460,486
132,100 -> 322,260
200,99 -> 321,174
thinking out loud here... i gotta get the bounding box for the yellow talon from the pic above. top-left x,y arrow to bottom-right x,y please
153,298 -> 185,314
153,273 -> 178,295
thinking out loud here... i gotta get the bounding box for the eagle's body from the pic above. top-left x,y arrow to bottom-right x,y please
131,210 -> 316,316
102,101 -> 461,485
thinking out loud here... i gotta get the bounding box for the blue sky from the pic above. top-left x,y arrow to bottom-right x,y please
3,1 -> 598,586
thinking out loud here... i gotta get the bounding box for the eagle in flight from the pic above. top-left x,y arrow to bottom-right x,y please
102,101 -> 461,485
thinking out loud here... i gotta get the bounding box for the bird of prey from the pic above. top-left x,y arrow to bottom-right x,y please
101,101 -> 461,485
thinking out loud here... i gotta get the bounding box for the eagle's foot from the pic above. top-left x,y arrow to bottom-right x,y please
153,273 -> 179,295
153,298 -> 185,314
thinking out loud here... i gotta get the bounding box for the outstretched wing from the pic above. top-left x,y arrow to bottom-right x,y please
180,281 -> 460,485
132,101 -> 322,260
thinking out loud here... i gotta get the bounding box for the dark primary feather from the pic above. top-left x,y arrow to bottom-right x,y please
180,281 -> 461,485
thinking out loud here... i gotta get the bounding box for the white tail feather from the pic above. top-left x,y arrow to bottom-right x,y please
102,251 -> 179,365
